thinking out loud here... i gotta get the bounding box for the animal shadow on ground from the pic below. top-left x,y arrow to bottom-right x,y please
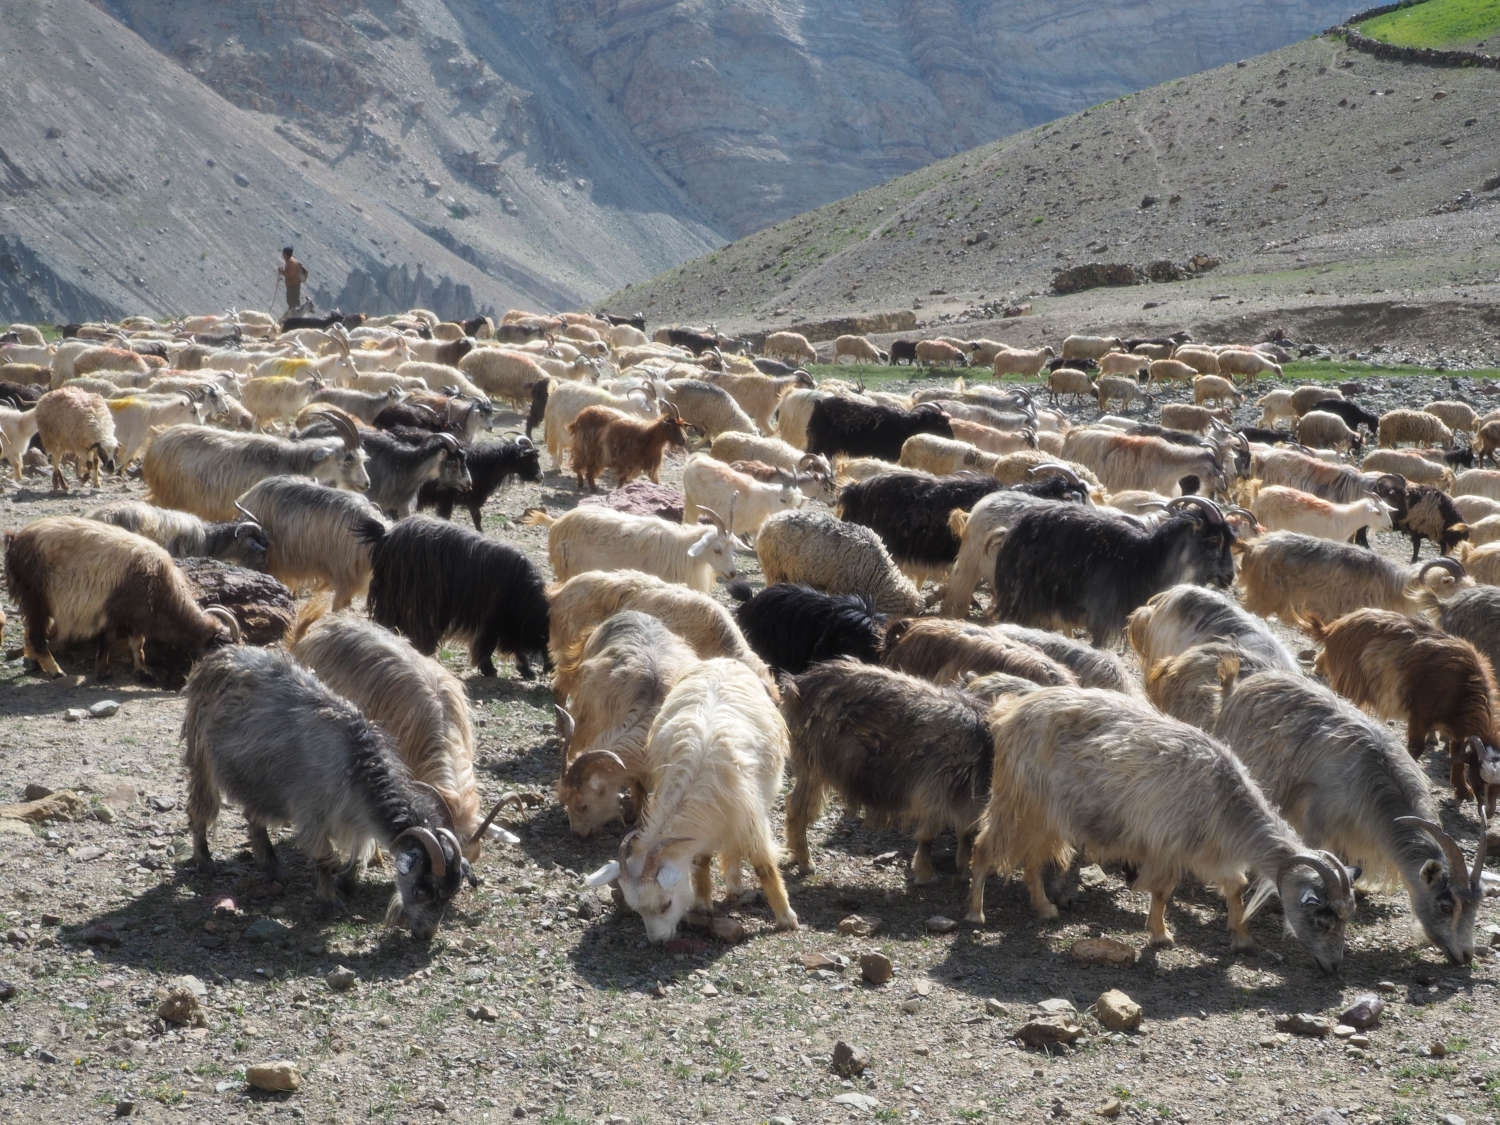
0,668 -> 178,720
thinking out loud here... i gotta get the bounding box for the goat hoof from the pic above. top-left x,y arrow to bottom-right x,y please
477,663 -> 497,678
1149,930 -> 1176,948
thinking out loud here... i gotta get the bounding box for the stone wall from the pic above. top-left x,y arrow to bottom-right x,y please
1332,1 -> 1500,68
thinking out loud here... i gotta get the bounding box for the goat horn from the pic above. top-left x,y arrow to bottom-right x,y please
617,828 -> 643,866
560,749 -> 628,789
469,792 -> 527,845
640,836 -> 694,881
393,825 -> 447,882
696,506 -> 727,533
434,432 -> 461,451
234,501 -> 260,524
1472,806 -> 1488,895
1026,461 -> 1082,485
553,704 -> 576,746
409,781 -> 458,838
1226,505 -> 1258,524
1419,557 -> 1466,580
1374,472 -> 1407,489
1395,816 -> 1473,897
1280,851 -> 1352,904
202,605 -> 241,643
1167,494 -> 1226,526
1318,848 -> 1355,899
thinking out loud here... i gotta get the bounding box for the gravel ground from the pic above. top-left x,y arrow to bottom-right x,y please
1,376 -> 1498,1125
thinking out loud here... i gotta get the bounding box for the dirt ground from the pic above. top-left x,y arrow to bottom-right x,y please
1,373 -> 1497,1125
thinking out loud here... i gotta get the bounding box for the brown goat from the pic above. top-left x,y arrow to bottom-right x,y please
566,404 -> 689,491
881,617 -> 1078,688
1312,608 -> 1499,811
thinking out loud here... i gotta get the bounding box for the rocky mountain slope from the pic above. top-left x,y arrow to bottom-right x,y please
1,0 -> 1353,322
610,30 -> 1500,358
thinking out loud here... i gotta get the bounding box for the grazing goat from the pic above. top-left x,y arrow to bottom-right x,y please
1361,448 -> 1455,489
781,659 -> 995,884
991,496 -> 1237,646
237,475 -> 387,611
1127,583 -> 1299,675
568,405 -> 689,491
527,506 -> 740,593
1313,609 -> 1500,810
756,509 -> 924,615
805,398 -> 952,462
1062,428 -> 1231,500
681,454 -> 804,539
583,659 -> 799,941
1236,532 -> 1470,628
1295,410 -> 1363,453
5,516 -> 237,680
418,435 -> 541,530
1379,409 -> 1454,449
183,646 -> 483,939
968,687 -> 1356,972
1393,484 -> 1469,562
837,470 -> 1003,586
34,386 -> 119,490
87,500 -> 269,569
728,582 -> 886,675
1245,483 -> 1393,543
882,617 -> 1076,688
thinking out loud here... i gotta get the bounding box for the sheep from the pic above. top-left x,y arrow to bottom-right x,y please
1061,428 -> 1230,499
234,475 -> 387,611
582,659 -> 798,941
1192,374 -> 1244,408
780,659 -> 994,884
1159,403 -> 1229,434
5,516 -> 238,680
289,610 -> 509,861
1093,374 -> 1153,413
1312,609 -> 1500,810
87,500 -> 269,569
898,433 -> 1002,477
33,387 -> 119,490
1295,410 -> 1363,454
1453,468 -> 1500,500
1215,347 -> 1283,382
967,686 -> 1356,971
1062,335 -> 1124,361
1425,400 -> 1478,435
100,392 -> 205,469
1455,494 -> 1500,523
836,469 -> 1005,586
418,435 -> 540,530
755,508 -> 924,614
1360,449 -> 1454,489
1126,583 -> 1299,675
1044,366 -> 1093,404
1467,514 -> 1500,546
761,330 -> 817,367
182,646 -> 481,939
1256,389 -> 1296,429
143,411 -> 370,520
1147,358 -> 1199,389
991,496 -> 1238,646
1245,483 -> 1393,543
806,398 -> 952,462
553,612 -> 699,837
912,339 -> 965,368
1379,409 -> 1455,450
1097,351 -> 1151,377
833,335 -> 888,364
680,454 -> 804,539
457,347 -> 550,410
724,583 -> 884,678
772,387 -> 830,448
527,505 -> 740,593
403,336 -> 476,368
976,623 -> 1132,693
651,378 -> 756,439
1391,484 -> 1469,562
1197,660 -> 1490,963
1474,420 -> 1500,467
1235,532 -> 1471,628
1170,344 -> 1220,374
706,369 -> 815,433
882,617 -> 1077,688
991,346 -> 1055,379
0,401 -> 39,481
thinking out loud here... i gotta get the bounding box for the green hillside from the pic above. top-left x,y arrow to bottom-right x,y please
1358,0 -> 1500,49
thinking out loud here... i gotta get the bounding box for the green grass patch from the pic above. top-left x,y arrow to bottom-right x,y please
1358,0 -> 1500,48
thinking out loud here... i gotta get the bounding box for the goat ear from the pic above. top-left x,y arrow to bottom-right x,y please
656,861 -> 683,889
1419,859 -> 1445,887
583,860 -> 620,888
686,528 -> 715,558
1343,864 -> 1362,885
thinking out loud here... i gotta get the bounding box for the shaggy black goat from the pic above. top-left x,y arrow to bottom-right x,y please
603,312 -> 647,331
280,310 -> 362,332
991,496 -> 1237,645
1395,485 -> 1469,562
1238,426 -> 1290,445
374,401 -> 445,432
837,470 -> 1002,582
495,320 -> 548,344
728,582 -> 886,674
664,327 -> 719,355
806,398 -> 952,461
1309,398 -> 1380,434
781,658 -> 994,883
419,436 -> 542,529
889,340 -> 918,366
525,379 -> 549,440
1046,355 -> 1098,373
364,515 -> 550,678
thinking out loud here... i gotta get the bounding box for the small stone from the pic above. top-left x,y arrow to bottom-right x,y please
1097,1098 -> 1122,1118
985,998 -> 1008,1017
0,790 -> 88,823
64,709 -> 88,723
1333,1024 -> 1356,1039
233,172 -> 251,187
830,1040 -> 869,1077
244,918 -> 290,944
246,1061 -> 301,1092
1439,1116 -> 1465,1125
114,1101 -> 135,1117
88,700 -> 120,718
837,914 -> 879,937
1483,923 -> 1500,947
799,952 -> 845,971
0,981 -> 15,1001
1429,1039 -> 1448,1058
1340,994 -> 1384,1029
831,1092 -> 880,1112
925,915 -> 957,934
1093,989 -> 1142,1032
78,921 -> 122,947
1307,1111 -> 1344,1125
871,850 -> 901,867
1376,980 -> 1398,993
1069,937 -> 1136,967
900,997 -> 923,1015
74,846 -> 106,862
148,795 -> 175,812
700,982 -> 718,997
35,1049 -> 60,1064
155,986 -> 205,1026
709,916 -> 746,943
1349,1034 -> 1370,1048
859,953 -> 893,986
374,1013 -> 394,1028
325,966 -> 356,992
467,1004 -> 499,1022
1276,1013 -> 1332,1038
1038,998 -> 1077,1017
1016,1016 -> 1084,1049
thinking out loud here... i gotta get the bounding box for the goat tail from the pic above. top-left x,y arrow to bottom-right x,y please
948,507 -> 971,539
1215,651 -> 1242,698
289,594 -> 334,647
1301,613 -> 1331,643
520,506 -> 555,528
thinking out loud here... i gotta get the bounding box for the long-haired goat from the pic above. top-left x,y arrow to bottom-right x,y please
1243,482 -> 1394,543
836,470 -> 1004,586
1312,609 -> 1499,810
1126,583 -> 1299,674
236,475 -> 388,611
781,659 -> 995,885
728,582 -> 886,675
805,398 -> 952,462
681,454 -> 804,539
364,515 -> 550,678
34,386 -> 119,490
526,505 -> 740,593
755,509 -> 924,615
968,687 -> 1357,972
583,659 -> 798,941
567,404 -> 689,491
882,618 -> 1076,688
1062,428 -> 1231,500
87,500 -> 269,569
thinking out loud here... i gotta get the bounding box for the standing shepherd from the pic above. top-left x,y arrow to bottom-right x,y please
277,246 -> 310,313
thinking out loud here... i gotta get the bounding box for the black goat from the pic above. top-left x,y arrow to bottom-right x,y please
664,327 -> 718,356
525,379 -> 550,440
728,582 -> 886,674
495,319 -> 549,344
1112,420 -> 1216,449
364,515 -> 550,678
374,401 -> 446,432
280,310 -> 363,332
603,312 -> 647,331
1046,355 -> 1098,373
837,470 -> 1002,580
1395,485 -> 1469,562
889,340 -> 918,366
991,495 -> 1237,645
1238,426 -> 1289,445
459,315 -> 491,337
0,381 -> 44,406
806,398 -> 952,461
361,430 -> 471,519
1310,397 -> 1380,434
752,357 -> 797,376
419,436 -> 542,529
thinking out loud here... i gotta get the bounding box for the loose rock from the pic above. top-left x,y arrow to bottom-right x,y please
1098,1098 -> 1122,1118
1340,994 -> 1383,1029
1069,937 -> 1136,967
467,1004 -> 499,1022
1038,998 -> 1077,1017
0,790 -> 88,823
837,914 -> 879,937
799,952 -> 845,971
244,918 -> 291,944
925,914 -> 957,934
1093,989 -> 1142,1032
246,1061 -> 301,1093
859,952 -> 893,985
88,700 -> 120,718
1275,1013 -> 1332,1038
154,986 -> 206,1027
325,966 -> 357,992
832,1092 -> 880,1112
830,1040 -> 869,1077
1016,1016 -> 1084,1049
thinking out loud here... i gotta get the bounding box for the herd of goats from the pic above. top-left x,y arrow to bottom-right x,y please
0,310 -> 1496,969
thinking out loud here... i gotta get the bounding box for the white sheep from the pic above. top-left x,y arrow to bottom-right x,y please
756,509 -> 923,614
1360,449 -> 1455,489
681,454 -> 804,539
1378,409 -> 1454,450
1453,469 -> 1500,501
1193,374 -> 1244,407
1062,335 -> 1123,361
1295,410 -> 1363,454
1216,347 -> 1283,382
1097,351 -> 1151,377
240,374 -> 324,430
966,339 -> 1016,366
1147,358 -> 1199,388
706,369 -> 814,433
1169,345 -> 1220,374
949,418 -> 1036,454
1464,514 -> 1500,547
1423,400 -> 1478,435
1454,494 -> 1500,522
395,360 -> 491,404
1256,389 -> 1295,430
607,323 -> 649,349
991,346 -> 1055,379
899,433 -> 1002,477
459,347 -> 550,410
1159,403 -> 1230,434
1094,374 -> 1153,413
1044,366 -> 1093,404
659,378 -> 759,439
915,340 -> 967,367
764,331 -> 817,366
832,334 -> 887,364
527,506 -> 742,593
